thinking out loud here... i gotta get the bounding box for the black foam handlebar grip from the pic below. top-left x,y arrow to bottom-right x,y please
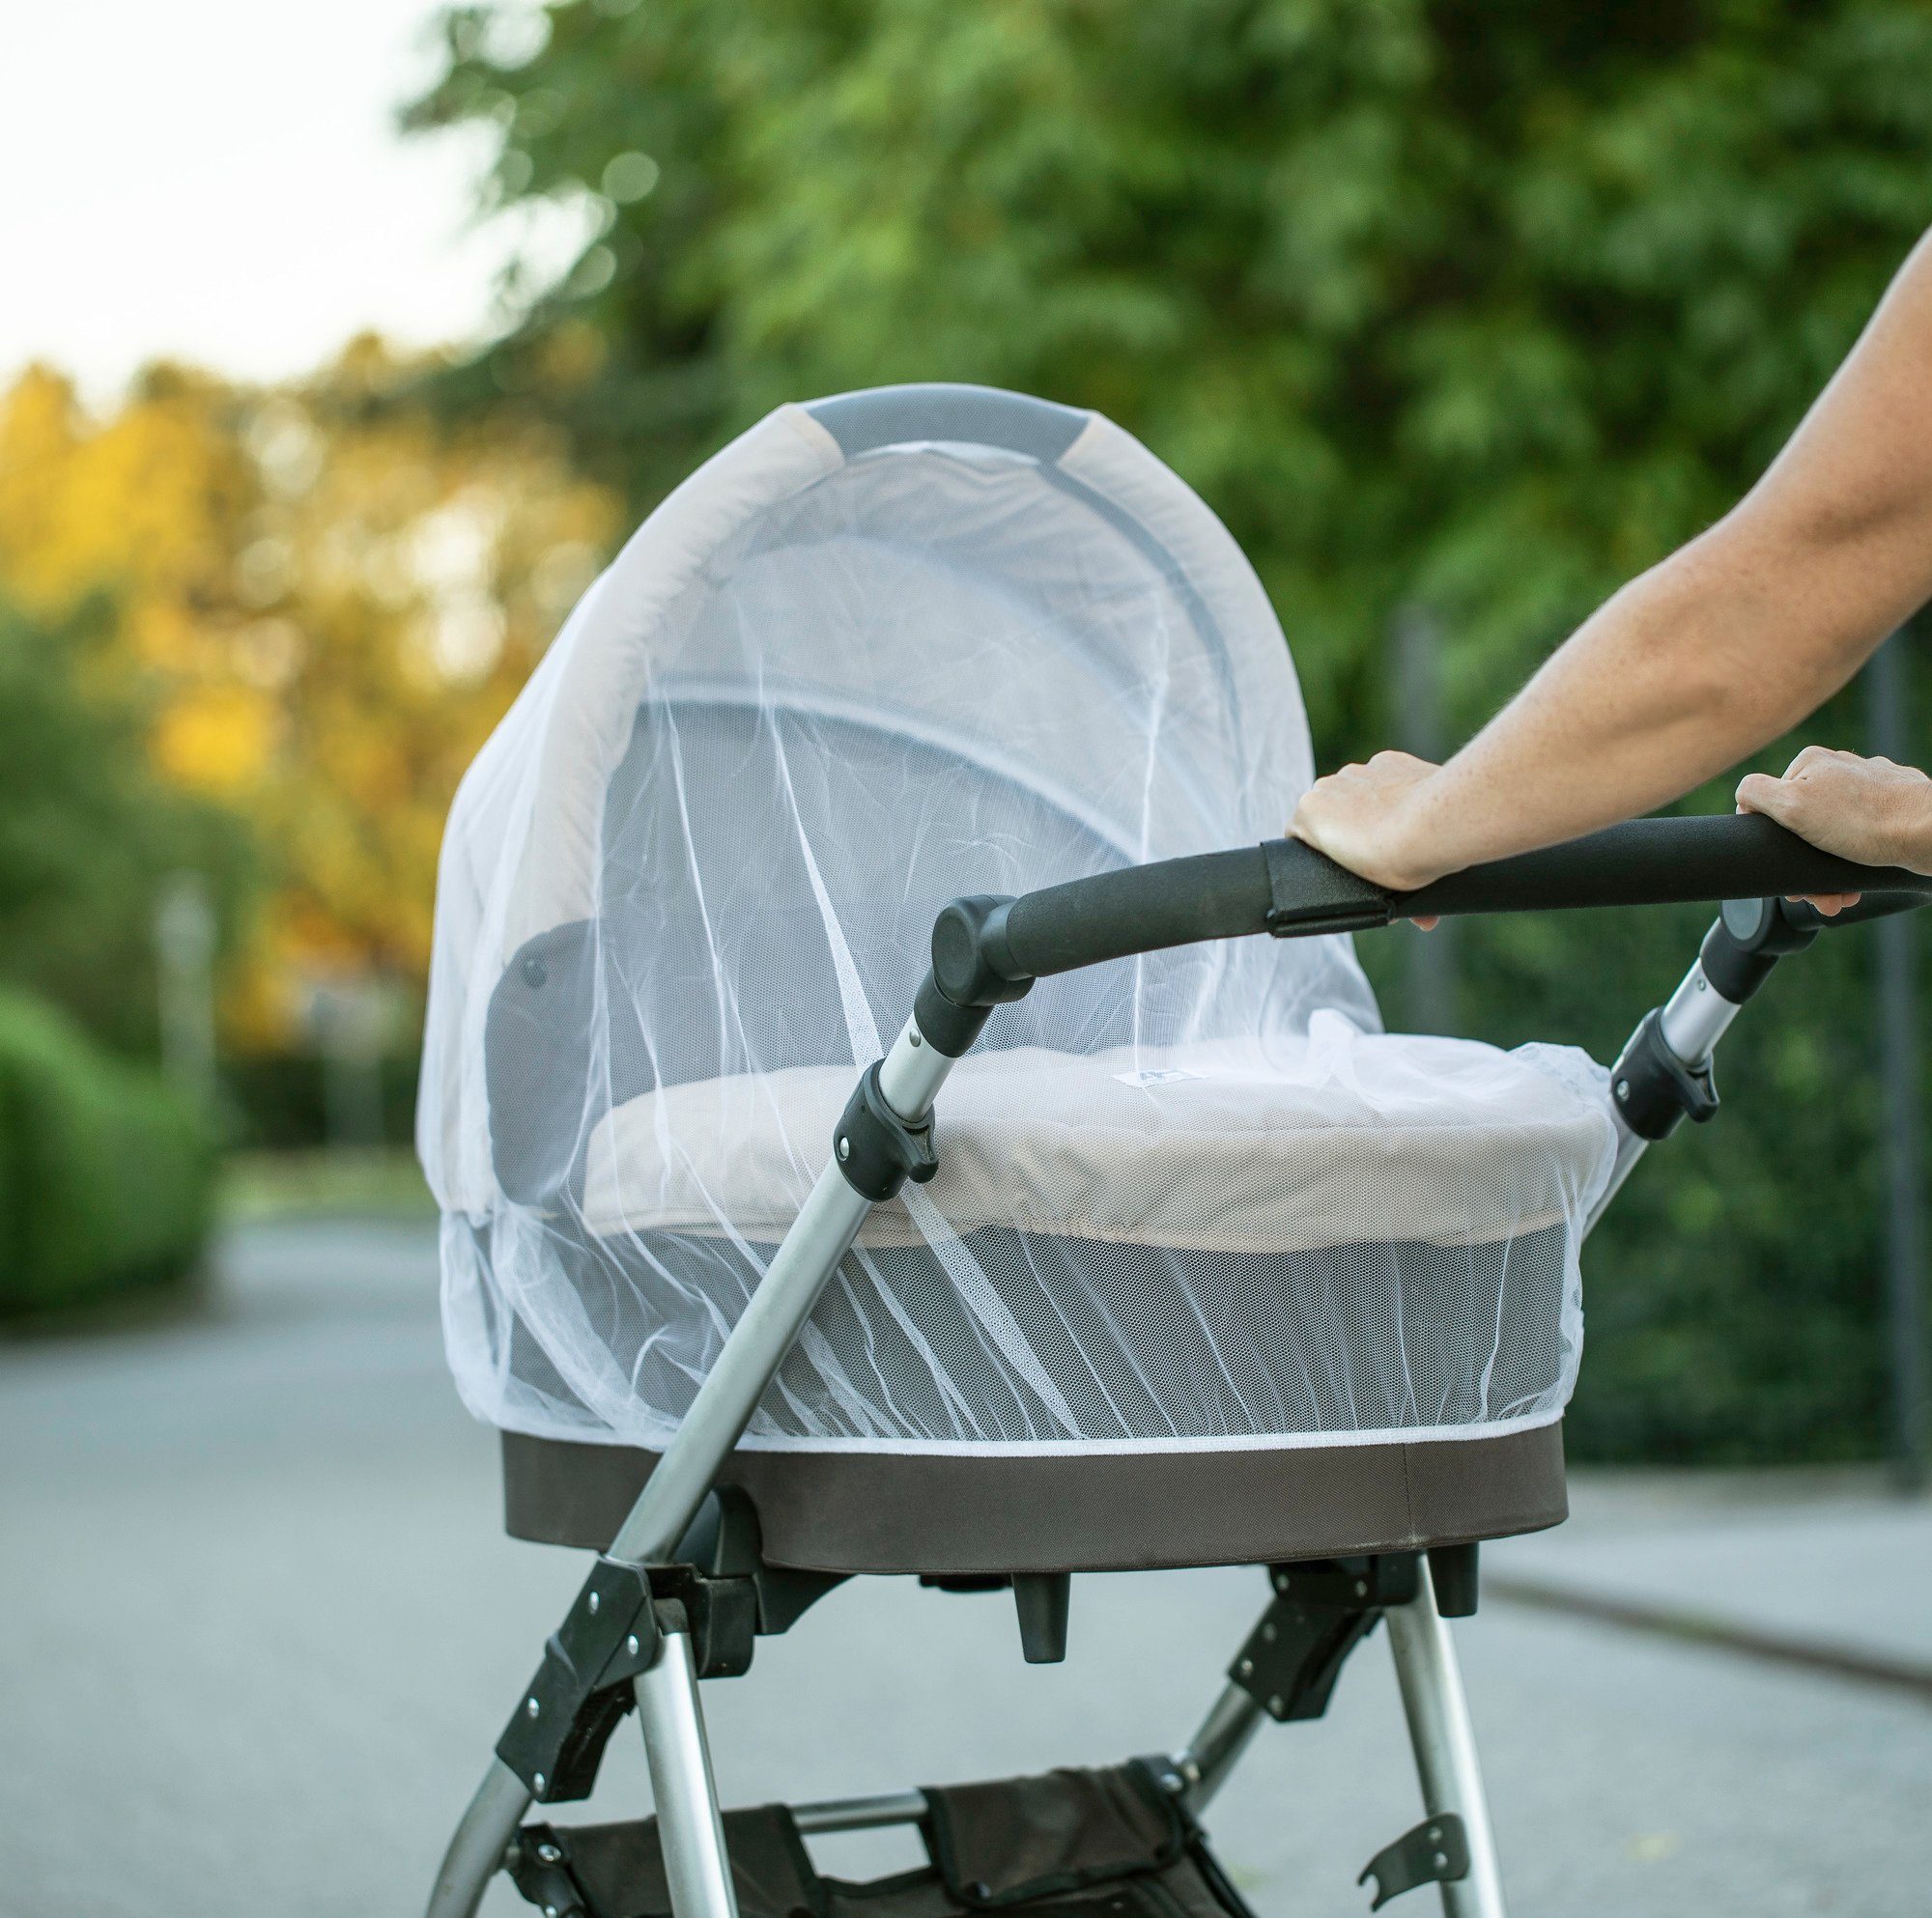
1404,813 -> 1928,920
991,813 -> 1928,983
1000,847 -> 1274,979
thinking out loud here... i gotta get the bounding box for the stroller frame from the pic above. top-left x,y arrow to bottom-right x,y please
429,812 -> 1927,1918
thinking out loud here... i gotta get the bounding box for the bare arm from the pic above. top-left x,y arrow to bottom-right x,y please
1293,229 -> 1932,891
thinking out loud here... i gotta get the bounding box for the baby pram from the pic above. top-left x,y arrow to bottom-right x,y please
419,384 -> 1927,1918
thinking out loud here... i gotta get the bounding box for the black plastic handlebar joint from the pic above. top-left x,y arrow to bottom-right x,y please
913,894 -> 1035,1058
930,894 -> 1031,1006
1699,896 -> 1820,1004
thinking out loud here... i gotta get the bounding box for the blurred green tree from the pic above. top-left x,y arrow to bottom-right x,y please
0,596 -> 253,1059
410,0 -> 1932,1461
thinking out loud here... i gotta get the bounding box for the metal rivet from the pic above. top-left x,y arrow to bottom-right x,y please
1615,1079 -> 1631,1100
536,1844 -> 563,1865
1273,1571 -> 1290,1593
910,1030 -> 923,1047
1354,1580 -> 1368,1598
545,1906 -> 559,1918
533,1772 -> 547,1793
627,1634 -> 640,1655
1261,1622 -> 1276,1643
838,1137 -> 851,1161
587,1591 -> 599,1616
526,1697 -> 541,1719
1267,1693 -> 1285,1714
1434,1853 -> 1450,1871
1236,1657 -> 1253,1677
1428,1826 -> 1442,1843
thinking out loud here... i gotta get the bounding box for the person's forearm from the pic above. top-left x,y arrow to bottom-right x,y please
1399,512 -> 1885,878
1292,231 -> 1932,891
1377,231 -> 1932,884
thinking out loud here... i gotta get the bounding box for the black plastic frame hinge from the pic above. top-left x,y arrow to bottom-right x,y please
1230,1557 -> 1420,1722
1358,1815 -> 1470,1909
497,1559 -> 660,1803
835,1060 -> 939,1202
647,1565 -> 760,1679
508,1823 -> 591,1916
1610,1006 -> 1719,1142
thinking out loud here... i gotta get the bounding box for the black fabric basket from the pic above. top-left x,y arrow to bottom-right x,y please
511,1763 -> 1258,1918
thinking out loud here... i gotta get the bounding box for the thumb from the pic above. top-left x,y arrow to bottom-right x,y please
1736,772 -> 1796,823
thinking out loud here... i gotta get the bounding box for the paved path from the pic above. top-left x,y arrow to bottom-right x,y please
3,1221 -> 1930,1916
1496,1469 -> 1932,1690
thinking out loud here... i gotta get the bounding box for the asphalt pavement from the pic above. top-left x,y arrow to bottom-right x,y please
3,1220 -> 1929,1917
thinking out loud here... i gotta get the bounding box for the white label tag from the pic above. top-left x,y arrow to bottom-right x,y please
1112,1066 -> 1204,1087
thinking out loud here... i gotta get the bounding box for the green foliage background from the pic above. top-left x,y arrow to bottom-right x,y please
0,599 -> 252,1059
410,0 -> 1932,1462
0,989 -> 216,1317
0,601 -> 239,1311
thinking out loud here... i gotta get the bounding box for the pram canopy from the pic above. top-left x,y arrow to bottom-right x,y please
419,384 -> 1617,1457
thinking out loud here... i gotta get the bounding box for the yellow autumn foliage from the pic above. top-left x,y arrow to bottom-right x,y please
0,344 -> 622,1046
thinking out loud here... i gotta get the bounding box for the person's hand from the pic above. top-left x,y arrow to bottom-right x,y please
1735,746 -> 1932,916
1290,750 -> 1447,923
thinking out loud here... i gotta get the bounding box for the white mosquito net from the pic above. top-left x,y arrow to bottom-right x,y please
419,384 -> 1618,1456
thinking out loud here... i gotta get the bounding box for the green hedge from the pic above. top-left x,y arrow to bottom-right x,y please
0,991 -> 216,1317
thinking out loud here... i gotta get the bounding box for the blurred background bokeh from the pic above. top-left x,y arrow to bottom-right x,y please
9,0 -> 1932,1469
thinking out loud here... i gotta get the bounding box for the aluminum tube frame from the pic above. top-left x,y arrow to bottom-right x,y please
639,1629 -> 741,1918
1657,959 -> 1740,1063
1584,1110 -> 1647,1238
1588,944 -> 1746,1240
1176,1683 -> 1264,1813
609,1161 -> 871,1565
1384,1559 -> 1507,1918
611,1018 -> 952,1565
791,1790 -> 931,1835
427,1019 -> 954,1918
426,1757 -> 531,1918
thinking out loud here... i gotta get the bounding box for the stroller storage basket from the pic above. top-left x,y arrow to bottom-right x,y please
509,1764 -> 1260,1918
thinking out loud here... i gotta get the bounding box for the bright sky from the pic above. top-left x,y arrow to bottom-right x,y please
2,2 -> 557,399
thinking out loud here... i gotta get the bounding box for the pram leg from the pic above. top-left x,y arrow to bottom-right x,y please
1384,1559 -> 1507,1918
427,1019 -> 954,1918
1176,1682 -> 1264,1811
427,1758 -> 529,1918
638,1627 -> 741,1918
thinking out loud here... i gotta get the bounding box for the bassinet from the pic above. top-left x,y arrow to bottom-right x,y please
418,383 -> 1617,1573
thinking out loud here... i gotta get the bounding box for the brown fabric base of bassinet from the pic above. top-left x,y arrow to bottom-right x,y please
499,1421 -> 1566,1575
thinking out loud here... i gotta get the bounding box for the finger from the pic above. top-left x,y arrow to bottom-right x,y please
1783,744 -> 1837,778
1410,915 -> 1440,932
1736,772 -> 1798,822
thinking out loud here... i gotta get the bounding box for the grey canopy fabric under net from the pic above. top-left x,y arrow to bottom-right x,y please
418,385 -> 1618,1455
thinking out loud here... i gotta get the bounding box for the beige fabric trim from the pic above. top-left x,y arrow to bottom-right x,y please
502,406 -> 843,956
581,1033 -> 1613,1255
